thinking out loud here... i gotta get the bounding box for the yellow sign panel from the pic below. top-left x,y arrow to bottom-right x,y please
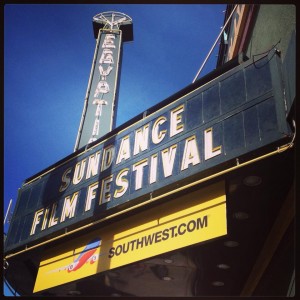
34,181 -> 227,293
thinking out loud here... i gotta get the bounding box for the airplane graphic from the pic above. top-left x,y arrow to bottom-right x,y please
46,237 -> 102,274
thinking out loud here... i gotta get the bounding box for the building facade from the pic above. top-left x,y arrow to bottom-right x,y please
4,4 -> 295,296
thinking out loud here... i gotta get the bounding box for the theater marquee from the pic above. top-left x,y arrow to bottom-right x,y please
30,103 -> 221,237
5,50 -> 290,253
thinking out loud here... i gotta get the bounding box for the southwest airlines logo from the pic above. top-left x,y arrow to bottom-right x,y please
47,238 -> 101,274
68,238 -> 101,272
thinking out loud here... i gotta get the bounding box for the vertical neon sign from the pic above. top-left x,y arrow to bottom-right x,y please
75,12 -> 133,151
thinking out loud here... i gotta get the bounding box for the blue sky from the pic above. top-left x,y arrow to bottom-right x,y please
4,3 -> 226,295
